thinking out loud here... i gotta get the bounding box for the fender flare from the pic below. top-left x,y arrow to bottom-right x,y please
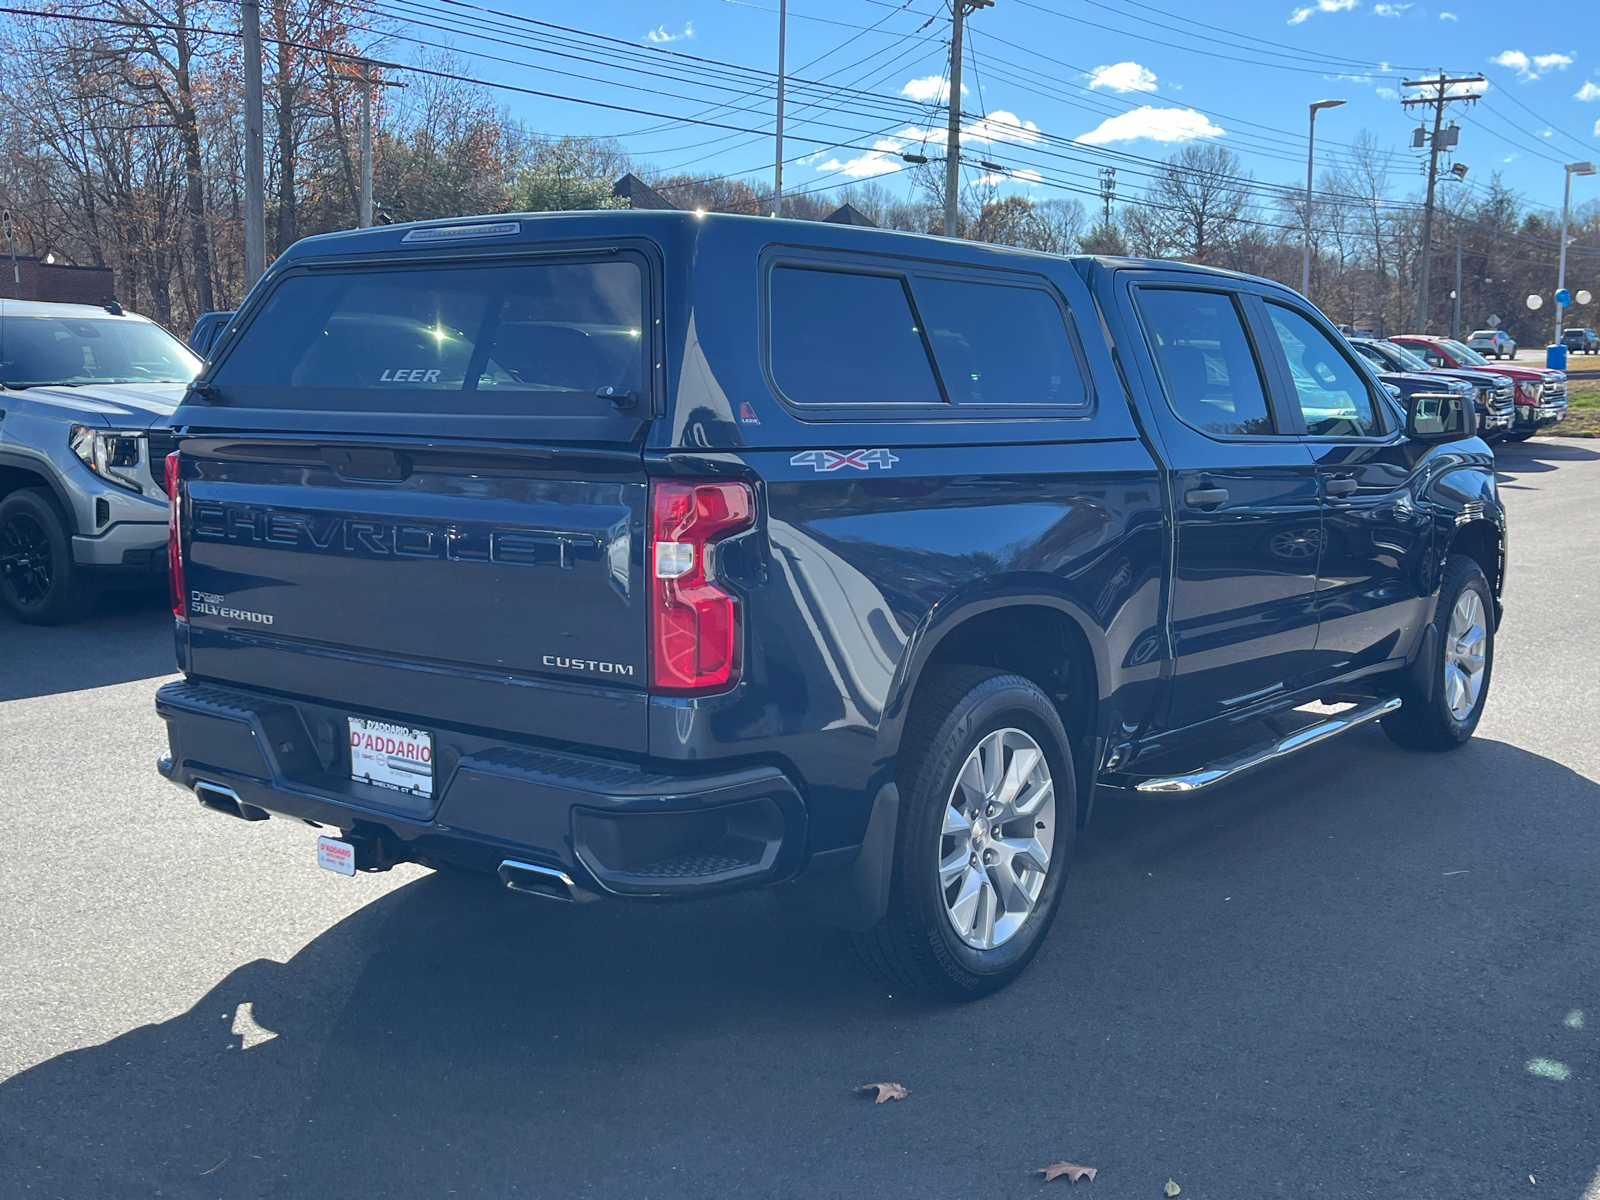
873,580 -> 1113,765
0,450 -> 81,536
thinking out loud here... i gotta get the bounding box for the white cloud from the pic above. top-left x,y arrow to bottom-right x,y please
815,137 -> 910,179
1376,86 -> 1399,99
1502,154 -> 1518,163
1372,2 -> 1410,15
1074,106 -> 1225,145
645,22 -> 693,43
964,110 -> 1044,146
1288,0 -> 1358,25
1439,9 -> 1457,17
1087,62 -> 1158,93
900,75 -> 966,104
1594,118 -> 1600,137
1579,82 -> 1600,101
1010,168 -> 1044,184
1492,49 -> 1573,81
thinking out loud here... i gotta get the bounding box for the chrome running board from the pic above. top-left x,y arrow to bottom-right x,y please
1133,696 -> 1402,795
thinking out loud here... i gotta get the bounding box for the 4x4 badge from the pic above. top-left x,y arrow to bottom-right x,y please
790,448 -> 899,472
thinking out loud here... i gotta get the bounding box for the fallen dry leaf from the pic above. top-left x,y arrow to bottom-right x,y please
855,1081 -> 909,1103
1164,1180 -> 1181,1197
1035,1161 -> 1097,1183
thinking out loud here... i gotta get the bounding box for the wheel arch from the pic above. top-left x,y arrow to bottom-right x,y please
1447,517 -> 1504,599
879,590 -> 1107,824
0,454 -> 81,536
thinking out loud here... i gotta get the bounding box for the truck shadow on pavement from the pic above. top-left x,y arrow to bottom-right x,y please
3,730 -> 1599,1199
0,588 -> 175,702
1494,437 -> 1600,483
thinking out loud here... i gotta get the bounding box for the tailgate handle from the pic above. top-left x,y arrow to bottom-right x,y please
321,447 -> 409,481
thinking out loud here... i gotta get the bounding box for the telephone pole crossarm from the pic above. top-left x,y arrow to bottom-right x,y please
1402,71 -> 1485,334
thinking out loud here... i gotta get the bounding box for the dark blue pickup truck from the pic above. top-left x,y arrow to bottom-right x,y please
154,211 -> 1502,998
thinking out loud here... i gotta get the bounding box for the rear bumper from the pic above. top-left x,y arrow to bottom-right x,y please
155,679 -> 807,897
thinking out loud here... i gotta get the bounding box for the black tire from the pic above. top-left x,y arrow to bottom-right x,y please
0,488 -> 96,625
849,666 -> 1075,1001
1381,555 -> 1494,752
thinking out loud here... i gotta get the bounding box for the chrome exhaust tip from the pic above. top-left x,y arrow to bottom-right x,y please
497,859 -> 581,902
194,780 -> 270,822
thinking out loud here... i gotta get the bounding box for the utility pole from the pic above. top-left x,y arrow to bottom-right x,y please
1452,233 -> 1462,340
773,0 -> 787,217
942,0 -> 992,237
241,0 -> 265,286
1401,70 -> 1482,333
1098,167 -> 1116,229
344,61 -> 404,228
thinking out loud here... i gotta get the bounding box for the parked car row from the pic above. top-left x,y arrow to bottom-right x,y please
1387,334 -> 1567,442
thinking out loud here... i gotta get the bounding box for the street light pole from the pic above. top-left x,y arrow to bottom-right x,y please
1556,160 -> 1596,344
773,0 -> 786,217
1303,98 -> 1345,299
241,0 -> 265,287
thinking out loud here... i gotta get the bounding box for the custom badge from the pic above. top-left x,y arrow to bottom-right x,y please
790,448 -> 899,472
739,402 -> 761,425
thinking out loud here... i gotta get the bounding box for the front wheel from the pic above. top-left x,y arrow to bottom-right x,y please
849,667 -> 1075,1001
0,488 -> 95,624
1382,555 -> 1494,751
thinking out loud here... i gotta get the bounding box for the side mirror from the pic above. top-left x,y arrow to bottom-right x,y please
1405,391 -> 1476,443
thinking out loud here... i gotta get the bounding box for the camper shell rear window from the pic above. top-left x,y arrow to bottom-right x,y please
208,255 -> 647,416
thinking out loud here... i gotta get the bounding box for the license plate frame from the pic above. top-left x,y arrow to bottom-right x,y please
348,717 -> 434,797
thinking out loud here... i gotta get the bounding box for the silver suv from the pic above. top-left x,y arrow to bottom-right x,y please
0,299 -> 199,623
1466,329 -> 1517,359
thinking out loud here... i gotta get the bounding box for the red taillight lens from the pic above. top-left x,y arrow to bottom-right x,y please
649,479 -> 755,694
166,452 -> 187,619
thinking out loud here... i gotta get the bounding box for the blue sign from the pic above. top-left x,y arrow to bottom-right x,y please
1556,288 -> 1572,306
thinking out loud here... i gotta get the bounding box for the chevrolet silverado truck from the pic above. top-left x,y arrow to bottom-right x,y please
0,299 -> 199,622
154,213 -> 1503,999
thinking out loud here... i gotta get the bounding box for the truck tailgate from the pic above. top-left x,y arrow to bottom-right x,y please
180,437 -> 649,753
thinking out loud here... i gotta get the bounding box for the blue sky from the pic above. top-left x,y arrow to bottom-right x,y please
412,0 -> 1600,214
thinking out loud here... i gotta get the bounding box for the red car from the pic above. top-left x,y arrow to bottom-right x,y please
1389,335 -> 1567,441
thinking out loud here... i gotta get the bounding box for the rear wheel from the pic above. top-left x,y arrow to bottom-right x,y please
849,667 -> 1075,1001
1382,555 -> 1494,751
0,489 -> 95,624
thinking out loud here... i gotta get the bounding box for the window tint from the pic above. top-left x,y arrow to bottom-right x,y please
1138,288 -> 1274,436
912,277 -> 1087,405
1266,305 -> 1380,438
768,267 -> 942,405
212,260 -> 643,411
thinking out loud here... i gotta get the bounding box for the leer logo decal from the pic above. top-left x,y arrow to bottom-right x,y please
790,448 -> 899,472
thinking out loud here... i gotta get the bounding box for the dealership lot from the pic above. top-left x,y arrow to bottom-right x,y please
2,439 -> 1598,1200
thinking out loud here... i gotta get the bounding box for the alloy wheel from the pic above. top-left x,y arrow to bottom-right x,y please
1443,589 -> 1487,722
0,512 -> 54,607
937,727 -> 1056,950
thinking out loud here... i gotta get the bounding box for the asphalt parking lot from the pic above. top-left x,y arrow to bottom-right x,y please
2,438 -> 1598,1200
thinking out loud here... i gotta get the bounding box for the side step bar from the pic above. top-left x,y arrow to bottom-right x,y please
1133,696 -> 1402,795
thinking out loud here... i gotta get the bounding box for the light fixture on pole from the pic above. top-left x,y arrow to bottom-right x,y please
1556,161 -> 1595,344
1302,99 -> 1346,298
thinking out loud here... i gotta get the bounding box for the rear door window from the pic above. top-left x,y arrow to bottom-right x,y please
767,266 -> 943,406
1136,288 -> 1276,437
911,276 -> 1087,406
211,258 -> 645,414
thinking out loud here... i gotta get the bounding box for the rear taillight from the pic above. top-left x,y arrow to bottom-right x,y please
166,452 -> 186,620
649,479 -> 755,694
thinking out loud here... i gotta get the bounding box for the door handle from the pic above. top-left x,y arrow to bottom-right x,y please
1324,476 -> 1358,497
1183,486 -> 1229,510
